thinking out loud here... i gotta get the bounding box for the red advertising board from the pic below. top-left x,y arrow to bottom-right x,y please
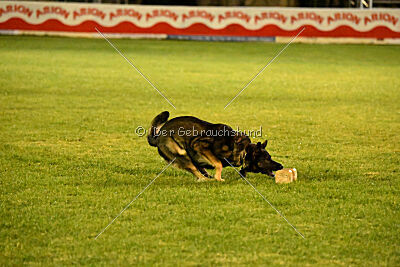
1,1 -> 399,39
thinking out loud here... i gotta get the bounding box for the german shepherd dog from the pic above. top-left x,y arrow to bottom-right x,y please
147,111 -> 283,181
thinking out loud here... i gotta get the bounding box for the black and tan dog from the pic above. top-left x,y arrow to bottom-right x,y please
147,111 -> 250,181
147,111 -> 283,181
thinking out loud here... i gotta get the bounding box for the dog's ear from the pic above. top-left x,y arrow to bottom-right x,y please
256,142 -> 262,149
261,140 -> 268,149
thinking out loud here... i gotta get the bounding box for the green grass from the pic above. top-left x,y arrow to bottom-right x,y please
0,35 -> 399,265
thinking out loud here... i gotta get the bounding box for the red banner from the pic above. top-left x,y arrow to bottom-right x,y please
1,1 -> 400,38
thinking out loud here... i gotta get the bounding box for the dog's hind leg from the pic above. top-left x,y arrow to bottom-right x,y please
171,157 -> 209,182
157,141 -> 209,182
191,141 -> 224,181
196,150 -> 224,182
183,162 -> 210,182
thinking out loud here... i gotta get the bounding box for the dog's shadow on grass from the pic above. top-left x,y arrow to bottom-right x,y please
108,163 -> 275,187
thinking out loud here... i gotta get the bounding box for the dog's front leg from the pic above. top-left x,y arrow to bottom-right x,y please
199,167 -> 210,178
214,161 -> 224,182
239,167 -> 247,177
201,150 -> 224,181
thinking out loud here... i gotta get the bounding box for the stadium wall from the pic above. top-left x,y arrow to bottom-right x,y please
1,1 -> 400,43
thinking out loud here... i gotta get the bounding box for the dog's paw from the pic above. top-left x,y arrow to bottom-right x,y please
196,177 -> 211,182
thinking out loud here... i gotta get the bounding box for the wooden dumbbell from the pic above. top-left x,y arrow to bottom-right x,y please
275,168 -> 297,184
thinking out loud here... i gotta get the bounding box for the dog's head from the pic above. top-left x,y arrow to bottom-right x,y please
244,140 -> 283,177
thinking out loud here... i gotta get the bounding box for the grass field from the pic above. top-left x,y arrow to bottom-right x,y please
0,35 -> 399,265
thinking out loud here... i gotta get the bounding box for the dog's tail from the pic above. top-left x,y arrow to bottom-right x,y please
147,111 -> 169,147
